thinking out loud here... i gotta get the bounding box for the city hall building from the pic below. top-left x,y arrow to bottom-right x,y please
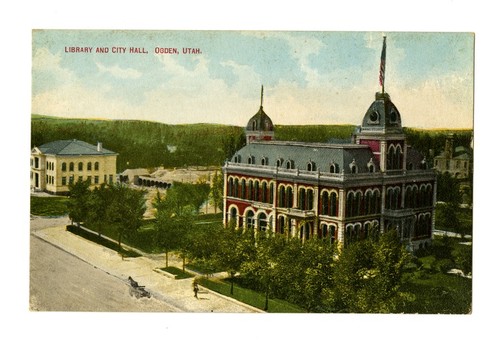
222,88 -> 437,250
30,139 -> 118,195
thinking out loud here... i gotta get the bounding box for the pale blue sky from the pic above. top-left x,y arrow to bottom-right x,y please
32,30 -> 474,128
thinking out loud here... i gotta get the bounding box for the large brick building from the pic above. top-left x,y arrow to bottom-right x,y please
30,139 -> 118,195
222,88 -> 437,251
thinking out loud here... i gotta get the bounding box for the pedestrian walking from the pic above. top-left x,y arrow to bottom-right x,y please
193,281 -> 199,299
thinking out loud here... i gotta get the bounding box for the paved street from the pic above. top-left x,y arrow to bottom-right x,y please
30,215 -> 260,313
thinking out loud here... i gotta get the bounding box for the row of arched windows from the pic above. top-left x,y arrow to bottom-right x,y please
386,184 -> 434,210
61,161 -> 99,172
404,184 -> 433,208
227,177 -> 274,204
387,144 -> 404,170
346,189 -> 382,217
228,207 -> 338,244
344,221 -> 380,245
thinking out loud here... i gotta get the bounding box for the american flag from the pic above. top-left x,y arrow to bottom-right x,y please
379,36 -> 387,88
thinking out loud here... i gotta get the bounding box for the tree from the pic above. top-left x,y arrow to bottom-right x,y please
67,178 -> 91,227
240,232 -> 281,310
212,226 -> 256,295
327,230 -> 412,313
85,183 -> 108,237
209,170 -> 224,213
105,183 -> 146,252
437,172 -> 461,204
154,182 -> 200,269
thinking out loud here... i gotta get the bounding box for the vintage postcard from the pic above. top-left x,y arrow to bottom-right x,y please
29,29 -> 473,322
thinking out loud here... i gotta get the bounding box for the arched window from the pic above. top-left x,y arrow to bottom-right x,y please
261,157 -> 268,166
87,162 -> 92,171
307,161 -> 316,172
78,162 -> 83,171
278,186 -> 286,207
330,163 -> 339,173
262,181 -> 268,203
94,162 -> 99,171
248,180 -> 254,200
233,178 -> 239,197
307,189 -> 314,210
286,187 -> 294,208
228,178 -> 234,197
69,162 -> 74,171
254,180 -> 260,201
270,183 -> 274,205
321,191 -> 329,215
246,210 -> 255,229
299,188 -> 306,210
286,160 -> 294,169
241,179 -> 246,199
329,192 -> 338,216
229,207 -> 238,227
257,212 -> 267,232
276,158 -> 283,167
62,162 -> 67,172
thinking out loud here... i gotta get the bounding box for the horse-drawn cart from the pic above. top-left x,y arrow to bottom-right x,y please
127,276 -> 151,299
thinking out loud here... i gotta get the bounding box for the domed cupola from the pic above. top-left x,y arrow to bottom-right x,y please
245,86 -> 275,144
360,92 -> 403,134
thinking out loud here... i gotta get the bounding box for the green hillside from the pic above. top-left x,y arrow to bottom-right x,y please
31,115 -> 472,172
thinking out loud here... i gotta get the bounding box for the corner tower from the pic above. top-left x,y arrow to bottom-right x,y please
354,37 -> 407,172
245,85 -> 274,144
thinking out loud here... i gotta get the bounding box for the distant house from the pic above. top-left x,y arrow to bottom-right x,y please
30,139 -> 118,195
433,134 -> 472,180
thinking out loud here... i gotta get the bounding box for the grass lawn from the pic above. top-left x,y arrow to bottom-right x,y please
30,195 -> 69,216
66,225 -> 142,258
198,277 -> 305,313
401,271 -> 472,314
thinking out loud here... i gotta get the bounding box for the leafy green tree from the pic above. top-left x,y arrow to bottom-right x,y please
67,178 -> 91,227
437,172 -> 461,204
85,184 -> 108,237
105,183 -> 146,252
154,182 -> 200,269
452,245 -> 472,276
240,232 -> 281,311
328,230 -> 412,313
209,170 -> 224,213
212,226 -> 256,295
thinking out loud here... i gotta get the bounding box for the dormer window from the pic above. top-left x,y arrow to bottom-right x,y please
367,158 -> 376,173
349,159 -> 358,174
234,154 -> 241,163
330,163 -> 339,173
276,158 -> 283,167
248,156 -> 256,164
307,161 -> 316,172
261,157 -> 269,166
286,160 -> 295,169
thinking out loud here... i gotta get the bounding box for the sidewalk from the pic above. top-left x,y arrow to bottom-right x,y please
32,222 -> 261,313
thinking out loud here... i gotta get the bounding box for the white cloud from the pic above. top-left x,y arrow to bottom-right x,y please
95,62 -> 142,79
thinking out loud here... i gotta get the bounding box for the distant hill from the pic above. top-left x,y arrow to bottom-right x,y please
31,115 -> 472,172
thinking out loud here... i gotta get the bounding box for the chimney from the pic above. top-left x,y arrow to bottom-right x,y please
97,142 -> 103,152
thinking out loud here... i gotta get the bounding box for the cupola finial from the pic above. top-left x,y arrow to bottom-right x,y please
260,85 -> 264,108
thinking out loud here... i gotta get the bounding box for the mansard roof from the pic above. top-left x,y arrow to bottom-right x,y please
231,141 -> 378,174
36,139 -> 117,156
245,106 -> 274,132
359,92 -> 403,134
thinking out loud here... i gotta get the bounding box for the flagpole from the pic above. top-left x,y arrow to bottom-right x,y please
380,36 -> 387,95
